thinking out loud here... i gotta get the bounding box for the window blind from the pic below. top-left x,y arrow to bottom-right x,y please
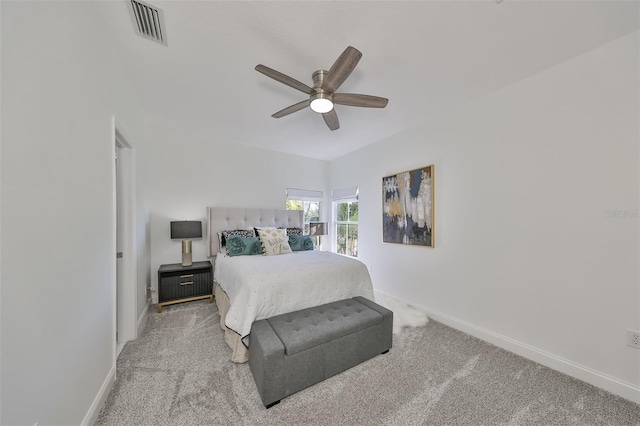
331,186 -> 359,201
286,188 -> 323,202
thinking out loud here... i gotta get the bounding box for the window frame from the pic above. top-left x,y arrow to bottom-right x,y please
331,186 -> 359,257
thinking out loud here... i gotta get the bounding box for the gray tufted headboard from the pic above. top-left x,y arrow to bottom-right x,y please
207,207 -> 304,257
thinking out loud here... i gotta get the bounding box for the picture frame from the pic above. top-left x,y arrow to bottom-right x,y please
382,165 -> 434,247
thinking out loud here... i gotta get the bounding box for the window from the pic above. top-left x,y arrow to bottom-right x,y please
332,186 -> 359,257
285,188 -> 322,235
335,201 -> 358,257
286,200 -> 320,235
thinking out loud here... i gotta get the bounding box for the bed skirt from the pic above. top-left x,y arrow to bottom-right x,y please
214,282 -> 249,363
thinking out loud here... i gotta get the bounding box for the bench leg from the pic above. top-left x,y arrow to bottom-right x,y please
265,400 -> 280,409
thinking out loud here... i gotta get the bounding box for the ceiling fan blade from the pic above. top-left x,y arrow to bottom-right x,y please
272,99 -> 311,118
322,109 -> 340,131
322,46 -> 362,94
333,93 -> 389,108
255,64 -> 312,95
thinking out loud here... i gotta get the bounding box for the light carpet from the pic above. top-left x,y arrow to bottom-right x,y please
95,300 -> 640,425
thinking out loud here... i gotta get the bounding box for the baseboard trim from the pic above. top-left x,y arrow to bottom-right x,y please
429,308 -> 640,404
137,301 -> 150,337
375,290 -> 640,404
81,365 -> 115,426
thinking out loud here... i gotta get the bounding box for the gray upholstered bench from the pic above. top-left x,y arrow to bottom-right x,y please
248,296 -> 393,408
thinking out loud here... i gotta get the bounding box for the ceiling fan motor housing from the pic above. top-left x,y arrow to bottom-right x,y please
312,69 -> 328,89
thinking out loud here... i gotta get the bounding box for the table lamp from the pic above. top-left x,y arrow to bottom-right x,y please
308,221 -> 328,250
170,220 -> 202,266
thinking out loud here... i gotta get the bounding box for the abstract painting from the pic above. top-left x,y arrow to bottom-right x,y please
382,165 -> 434,247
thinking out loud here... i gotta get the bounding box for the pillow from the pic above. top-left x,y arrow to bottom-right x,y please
225,235 -> 263,257
254,226 -> 282,237
257,228 -> 292,255
261,236 -> 293,256
279,227 -> 303,236
288,234 -> 314,251
217,229 -> 256,252
256,227 -> 287,239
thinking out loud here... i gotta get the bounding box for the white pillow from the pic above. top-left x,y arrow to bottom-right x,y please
257,228 -> 292,255
256,227 -> 286,239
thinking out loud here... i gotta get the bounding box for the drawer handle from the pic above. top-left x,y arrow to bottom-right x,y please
180,274 -> 194,278
180,281 -> 193,286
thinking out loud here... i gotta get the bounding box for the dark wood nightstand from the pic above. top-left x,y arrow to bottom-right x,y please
157,261 -> 213,313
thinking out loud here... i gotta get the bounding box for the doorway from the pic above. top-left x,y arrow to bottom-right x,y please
113,118 -> 137,358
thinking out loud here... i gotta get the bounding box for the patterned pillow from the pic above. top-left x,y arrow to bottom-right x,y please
288,235 -> 314,251
257,227 -> 292,255
280,227 -> 303,236
217,229 -> 256,253
225,235 -> 263,257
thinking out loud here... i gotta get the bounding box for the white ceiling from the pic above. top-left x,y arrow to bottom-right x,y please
110,1 -> 638,161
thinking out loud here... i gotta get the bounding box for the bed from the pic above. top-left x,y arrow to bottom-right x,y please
207,207 -> 375,363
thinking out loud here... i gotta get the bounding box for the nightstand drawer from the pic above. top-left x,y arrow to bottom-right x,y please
158,270 -> 212,302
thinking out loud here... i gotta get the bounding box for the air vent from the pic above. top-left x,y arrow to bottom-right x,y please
127,0 -> 167,46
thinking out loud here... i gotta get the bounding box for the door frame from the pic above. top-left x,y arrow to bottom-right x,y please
112,116 -> 138,359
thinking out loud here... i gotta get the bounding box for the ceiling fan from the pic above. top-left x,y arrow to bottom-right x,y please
255,46 -> 389,131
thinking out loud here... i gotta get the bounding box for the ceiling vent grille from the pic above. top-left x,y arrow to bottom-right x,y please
127,0 -> 168,46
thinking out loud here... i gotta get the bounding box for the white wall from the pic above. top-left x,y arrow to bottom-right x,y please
146,117 -> 329,301
1,2 -> 150,425
331,32 -> 640,401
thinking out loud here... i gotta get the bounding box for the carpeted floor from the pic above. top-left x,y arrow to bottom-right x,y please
95,299 -> 640,425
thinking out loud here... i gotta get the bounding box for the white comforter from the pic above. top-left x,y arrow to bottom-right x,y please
214,251 -> 374,339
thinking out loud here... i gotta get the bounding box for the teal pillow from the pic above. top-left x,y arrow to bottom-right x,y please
226,235 -> 263,256
288,235 -> 314,251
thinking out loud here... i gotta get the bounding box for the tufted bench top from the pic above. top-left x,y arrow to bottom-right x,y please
265,297 -> 383,356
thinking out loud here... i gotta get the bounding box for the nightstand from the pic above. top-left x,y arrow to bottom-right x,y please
157,261 -> 213,313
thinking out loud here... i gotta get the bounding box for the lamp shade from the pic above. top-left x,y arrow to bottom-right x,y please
170,221 -> 202,239
309,222 -> 328,236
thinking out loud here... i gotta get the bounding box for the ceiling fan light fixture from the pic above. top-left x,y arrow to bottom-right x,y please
310,98 -> 333,114
310,92 -> 334,114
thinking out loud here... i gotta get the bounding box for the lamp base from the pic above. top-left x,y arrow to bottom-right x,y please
181,240 -> 193,266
